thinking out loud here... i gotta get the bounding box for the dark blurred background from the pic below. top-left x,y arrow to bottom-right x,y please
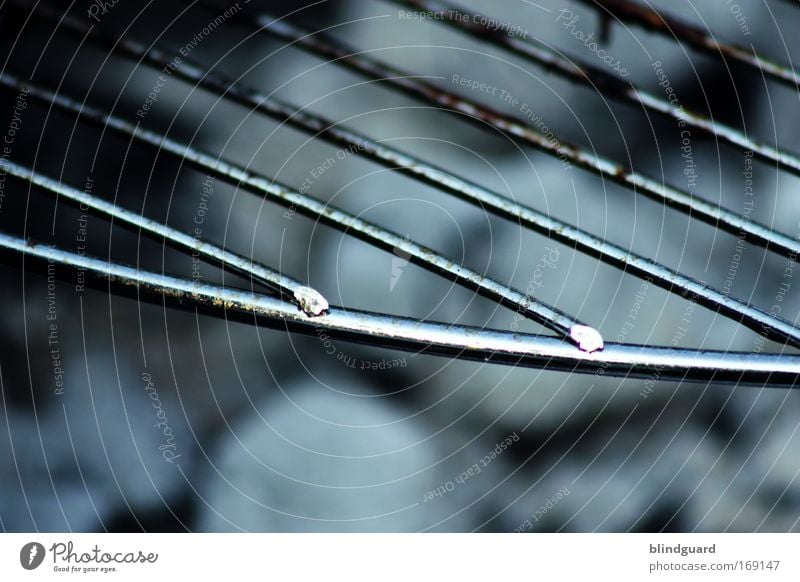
0,0 -> 799,532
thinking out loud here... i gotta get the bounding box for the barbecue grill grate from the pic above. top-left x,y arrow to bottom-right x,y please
1,0 -> 798,386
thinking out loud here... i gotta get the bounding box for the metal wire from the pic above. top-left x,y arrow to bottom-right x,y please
2,230 -> 798,385
576,0 -> 800,88
388,0 -> 800,177
2,1 -> 798,383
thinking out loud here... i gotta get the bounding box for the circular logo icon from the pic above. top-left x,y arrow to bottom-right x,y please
20,542 -> 45,570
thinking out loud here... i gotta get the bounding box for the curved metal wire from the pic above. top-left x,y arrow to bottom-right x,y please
1,230 -> 798,386
5,73 -> 800,349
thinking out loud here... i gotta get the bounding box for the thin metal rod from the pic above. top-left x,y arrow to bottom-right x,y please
4,73 -> 799,350
221,12 -> 800,262
0,157 -> 329,316
0,81 -> 602,350
389,0 -> 800,177
1,230 -> 798,385
575,0 -> 800,89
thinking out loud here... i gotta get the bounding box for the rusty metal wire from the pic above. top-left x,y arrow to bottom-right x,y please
223,11 -> 800,263
21,0 -> 800,265
6,72 -> 800,349
0,156 -> 329,316
576,0 -> 800,88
